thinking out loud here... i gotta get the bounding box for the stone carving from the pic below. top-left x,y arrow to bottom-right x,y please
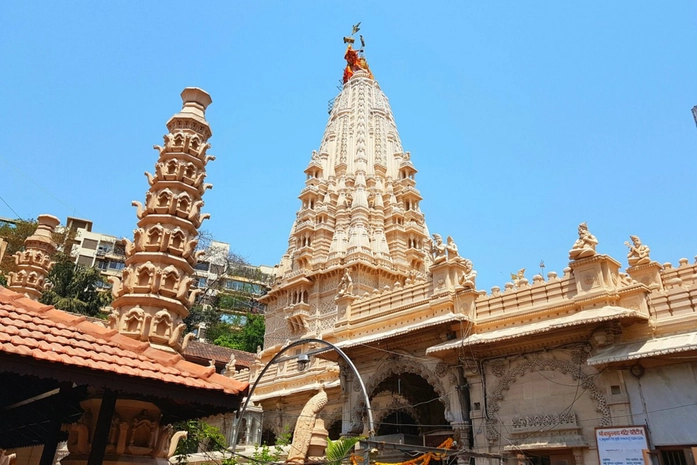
431,234 -> 447,265
366,356 -> 450,406
337,268 -> 354,297
458,259 -> 477,289
626,235 -> 651,266
511,412 -> 578,431
225,353 -> 237,377
446,235 -> 459,262
132,200 -> 146,219
511,268 -> 526,286
569,222 -> 598,260
485,418 -> 500,443
435,362 -> 449,377
69,400 -> 187,460
486,354 -> 611,427
67,410 -> 93,455
150,309 -> 173,342
490,360 -> 506,377
286,386 -> 329,464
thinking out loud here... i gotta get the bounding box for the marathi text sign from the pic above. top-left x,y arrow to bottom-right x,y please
596,427 -> 649,465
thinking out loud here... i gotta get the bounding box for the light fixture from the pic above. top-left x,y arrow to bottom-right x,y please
297,353 -> 310,369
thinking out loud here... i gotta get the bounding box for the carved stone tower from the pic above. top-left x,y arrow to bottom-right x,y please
108,88 -> 214,351
263,48 -> 431,346
7,214 -> 59,300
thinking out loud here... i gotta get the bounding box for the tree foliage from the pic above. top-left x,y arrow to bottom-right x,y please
40,253 -> 112,317
184,237 -> 271,353
326,437 -> 364,465
212,312 -> 265,353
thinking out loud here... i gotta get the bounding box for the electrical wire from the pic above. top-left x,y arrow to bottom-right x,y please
0,152 -> 77,214
0,194 -> 21,219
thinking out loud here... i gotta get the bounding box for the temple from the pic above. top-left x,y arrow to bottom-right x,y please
248,33 -> 697,465
2,30 -> 697,465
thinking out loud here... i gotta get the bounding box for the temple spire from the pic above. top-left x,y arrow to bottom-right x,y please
264,34 -> 431,345
107,88 -> 214,352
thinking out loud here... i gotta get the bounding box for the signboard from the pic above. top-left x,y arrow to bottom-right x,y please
596,426 -> 649,465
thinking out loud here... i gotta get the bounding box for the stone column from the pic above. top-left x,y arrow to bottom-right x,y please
107,88 -> 214,351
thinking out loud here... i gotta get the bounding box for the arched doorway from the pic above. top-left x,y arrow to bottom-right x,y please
377,410 -> 420,436
371,373 -> 449,439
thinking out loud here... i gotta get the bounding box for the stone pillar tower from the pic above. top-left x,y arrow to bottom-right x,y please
108,87 -> 214,351
7,214 -> 59,300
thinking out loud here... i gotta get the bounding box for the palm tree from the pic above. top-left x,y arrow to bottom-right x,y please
40,253 -> 112,317
326,436 -> 364,465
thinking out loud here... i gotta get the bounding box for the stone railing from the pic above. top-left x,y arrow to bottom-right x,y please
474,272 -> 577,322
349,280 -> 431,322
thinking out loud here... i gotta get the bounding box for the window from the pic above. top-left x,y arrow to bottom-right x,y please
82,239 -> 98,250
210,264 -> 225,275
197,277 -> 207,288
195,262 -> 210,271
97,242 -> 114,254
220,313 -> 248,326
96,260 -> 108,270
77,255 -> 93,266
108,260 -> 125,270
660,449 -> 694,465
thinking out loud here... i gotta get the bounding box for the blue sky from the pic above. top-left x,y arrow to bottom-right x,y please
1,2 -> 696,292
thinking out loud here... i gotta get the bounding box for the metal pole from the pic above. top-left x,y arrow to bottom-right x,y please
232,338 -> 374,449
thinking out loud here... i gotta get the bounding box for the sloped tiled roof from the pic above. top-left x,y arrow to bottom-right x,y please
0,287 -> 249,396
183,340 -> 255,368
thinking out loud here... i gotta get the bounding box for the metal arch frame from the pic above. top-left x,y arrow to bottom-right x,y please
232,338 -> 374,447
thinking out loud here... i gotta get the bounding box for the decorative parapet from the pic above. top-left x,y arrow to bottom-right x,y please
473,254 -> 651,330
108,88 -> 214,352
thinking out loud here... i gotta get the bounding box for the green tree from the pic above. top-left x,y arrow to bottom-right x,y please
212,312 -> 265,352
184,239 -> 271,353
40,253 -> 112,317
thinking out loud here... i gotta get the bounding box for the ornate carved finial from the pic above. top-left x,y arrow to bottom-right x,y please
625,235 -> 651,267
569,222 -> 598,260
342,22 -> 373,83
510,268 -> 526,286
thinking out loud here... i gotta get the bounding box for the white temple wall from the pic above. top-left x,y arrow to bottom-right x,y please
623,362 -> 697,447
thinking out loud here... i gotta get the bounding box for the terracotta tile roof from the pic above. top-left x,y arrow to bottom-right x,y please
183,340 -> 255,368
0,287 -> 249,396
